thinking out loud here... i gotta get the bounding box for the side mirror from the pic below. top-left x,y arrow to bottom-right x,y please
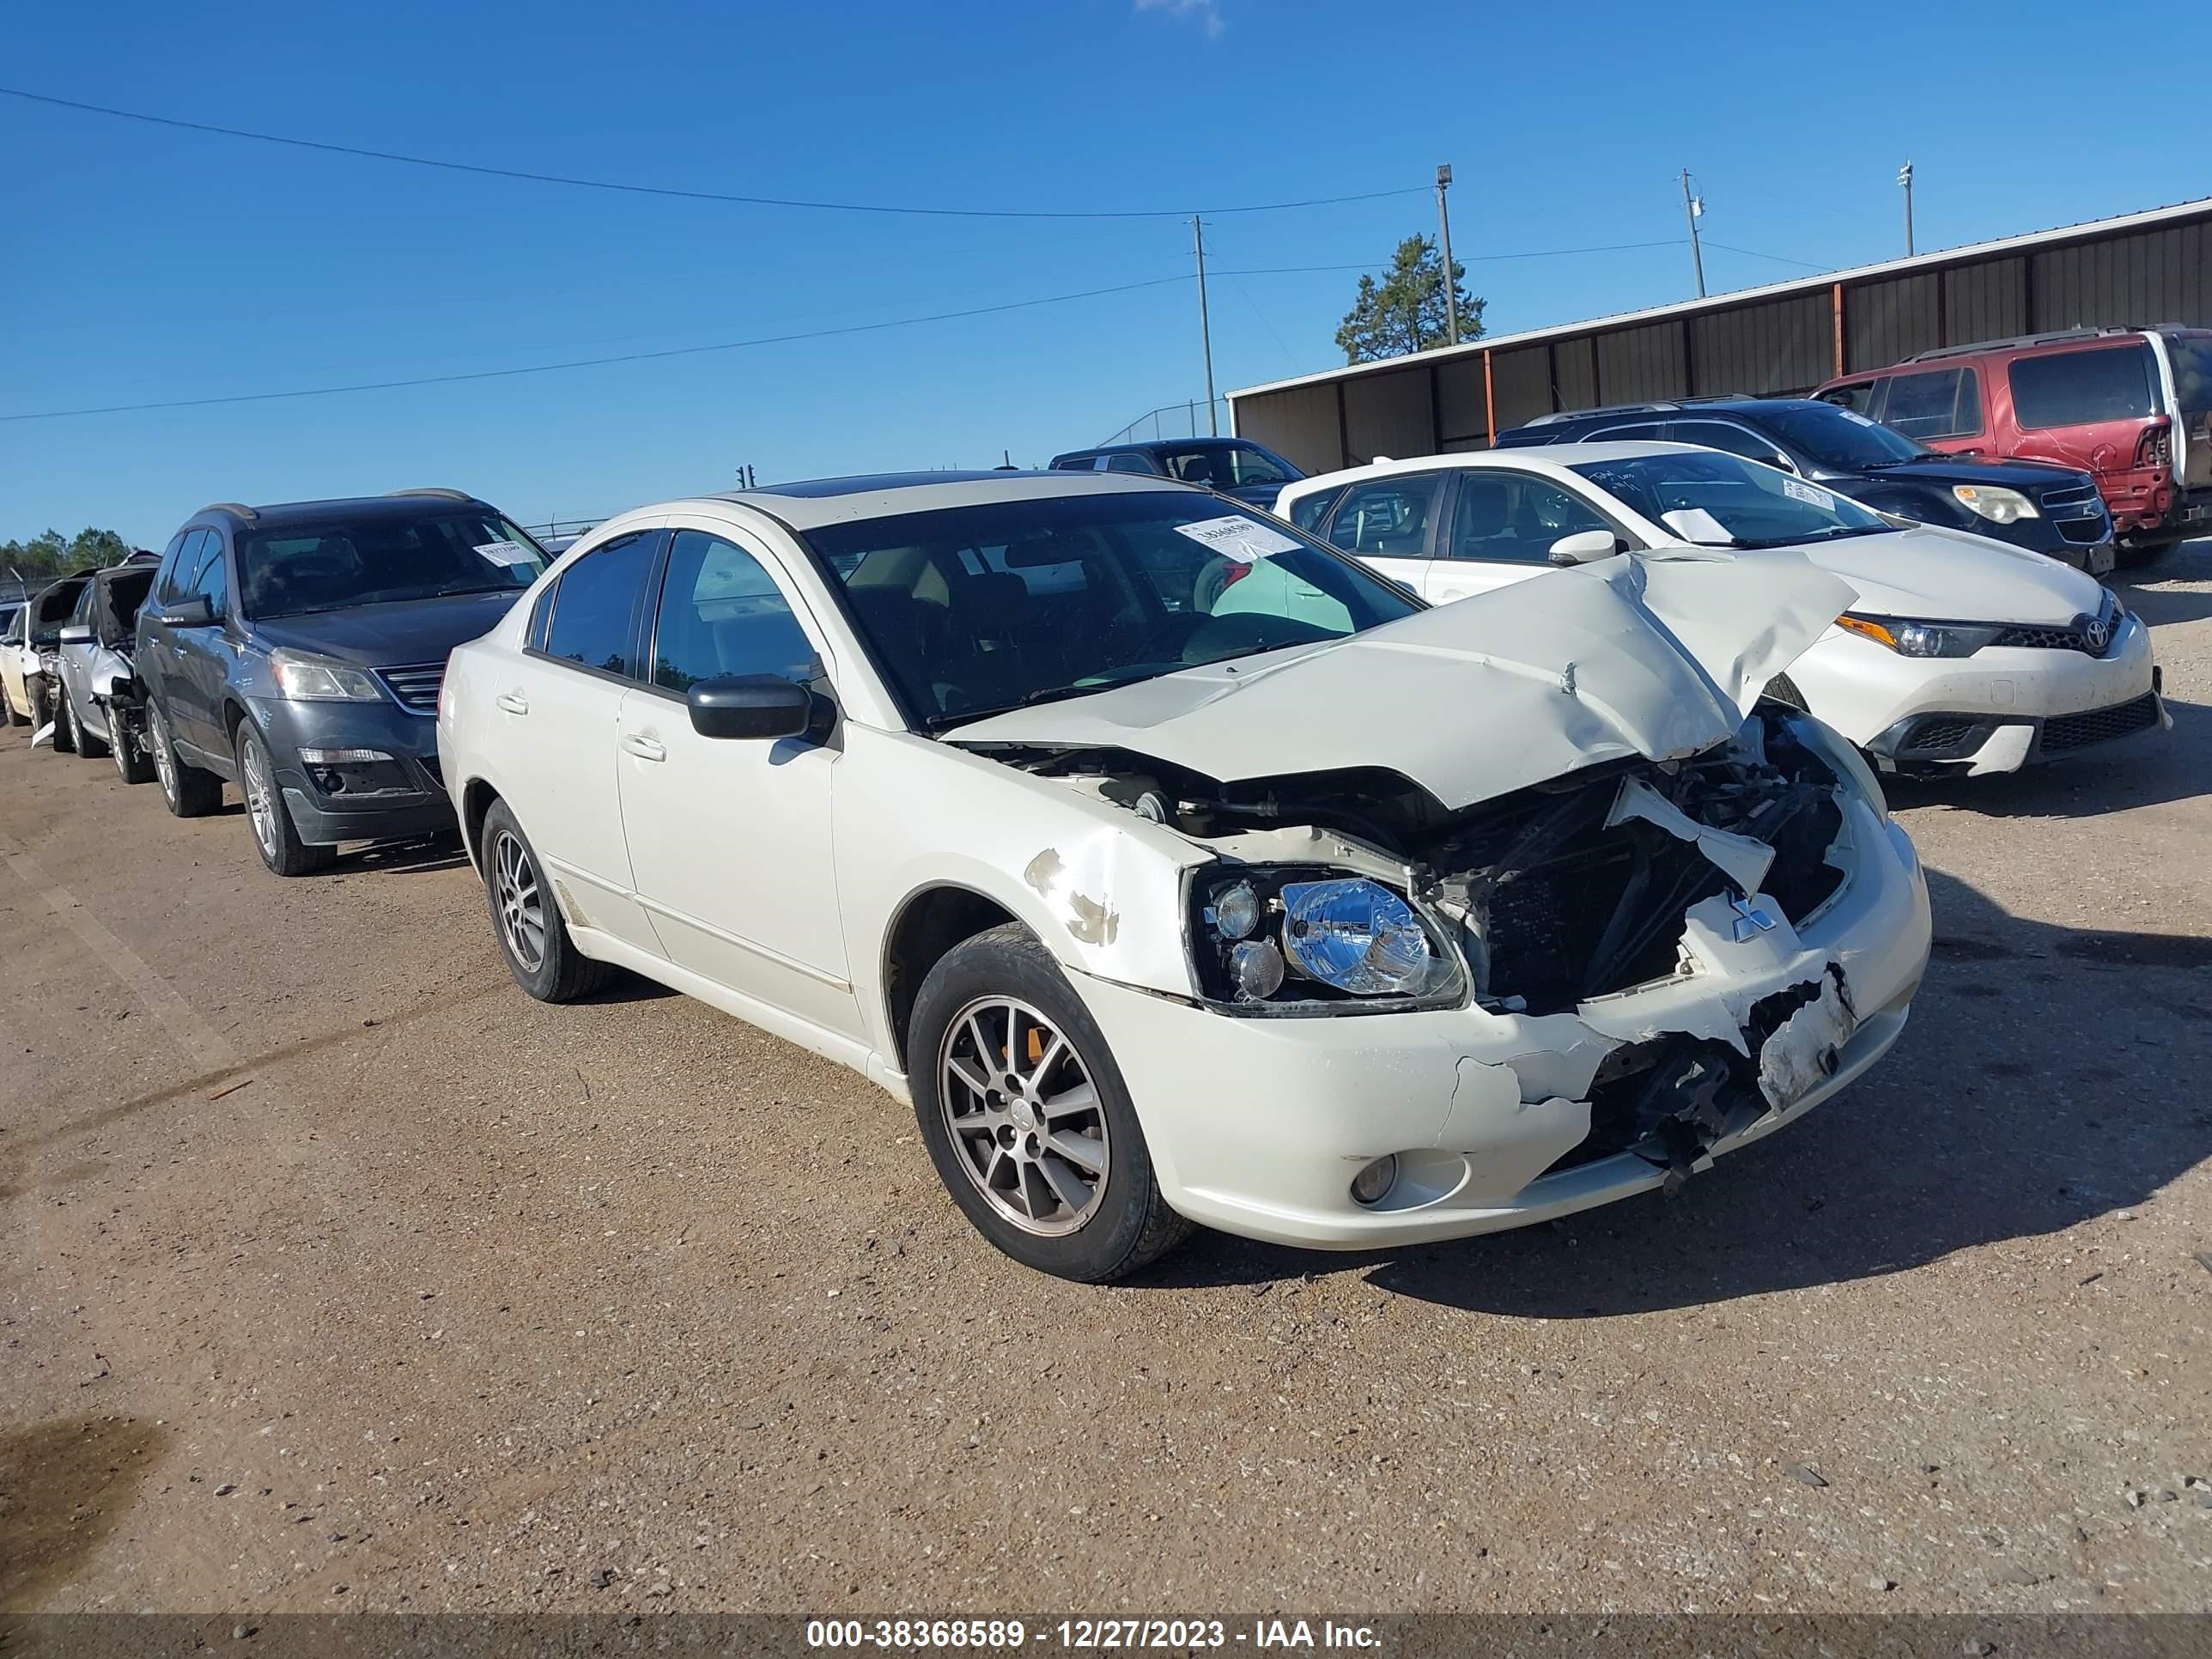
1768,453 -> 1799,475
58,623 -> 92,644
1547,530 -> 1625,566
164,597 -> 216,628
687,674 -> 818,741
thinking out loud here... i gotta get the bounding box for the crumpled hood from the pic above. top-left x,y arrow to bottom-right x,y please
248,589 -> 524,667
1814,525 -> 2101,625
951,548 -> 1857,811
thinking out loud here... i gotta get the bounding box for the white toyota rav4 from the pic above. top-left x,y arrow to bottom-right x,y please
438,471 -> 1932,1281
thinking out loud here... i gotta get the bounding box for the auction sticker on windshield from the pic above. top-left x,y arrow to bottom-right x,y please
1782,479 -> 1838,512
1174,514 -> 1302,562
474,540 -> 538,568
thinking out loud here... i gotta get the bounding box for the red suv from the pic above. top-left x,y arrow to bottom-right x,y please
1816,327 -> 2212,564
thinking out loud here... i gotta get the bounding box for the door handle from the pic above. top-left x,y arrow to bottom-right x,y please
495,691 -> 529,715
620,732 -> 666,763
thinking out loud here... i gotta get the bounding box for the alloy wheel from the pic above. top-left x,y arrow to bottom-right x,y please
937,995 -> 1109,1237
491,829 -> 546,972
149,704 -> 178,804
240,734 -> 278,860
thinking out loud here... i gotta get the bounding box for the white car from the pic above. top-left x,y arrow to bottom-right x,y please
439,471 -> 1930,1281
1281,443 -> 2167,777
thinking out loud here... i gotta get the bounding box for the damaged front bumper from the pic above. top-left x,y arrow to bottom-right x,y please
1076,798 -> 1930,1250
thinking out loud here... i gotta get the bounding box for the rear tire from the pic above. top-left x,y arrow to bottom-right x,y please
5,691 -> 26,727
909,923 -> 1193,1282
112,714 -> 155,785
479,799 -> 615,1002
148,701 -> 222,817
235,722 -> 336,877
50,688 -> 76,754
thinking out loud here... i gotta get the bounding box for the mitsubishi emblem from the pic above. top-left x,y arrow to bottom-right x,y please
1729,896 -> 1780,942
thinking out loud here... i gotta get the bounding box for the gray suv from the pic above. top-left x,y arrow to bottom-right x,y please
137,490 -> 547,876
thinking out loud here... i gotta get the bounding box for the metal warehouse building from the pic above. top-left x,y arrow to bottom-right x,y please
1228,198 -> 2212,474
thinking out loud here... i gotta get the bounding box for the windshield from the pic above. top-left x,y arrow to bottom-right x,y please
1152,444 -> 1299,489
804,491 -> 1419,730
1752,402 -> 1926,470
239,513 -> 547,620
1571,451 -> 1889,549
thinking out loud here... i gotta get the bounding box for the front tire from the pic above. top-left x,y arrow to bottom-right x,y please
148,701 -> 222,817
909,924 -> 1192,1282
50,688 -> 76,754
478,800 -> 614,1001
235,723 -> 335,877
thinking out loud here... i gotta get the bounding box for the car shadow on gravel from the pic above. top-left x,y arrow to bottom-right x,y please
2112,537 -> 2212,627
1884,697 -> 2207,821
1143,865 -> 2212,1313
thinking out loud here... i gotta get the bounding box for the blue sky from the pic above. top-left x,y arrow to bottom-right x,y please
5,0 -> 2208,547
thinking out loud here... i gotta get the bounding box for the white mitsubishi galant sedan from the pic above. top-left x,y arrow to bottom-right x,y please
1281,443 -> 2166,777
439,471 -> 1931,1281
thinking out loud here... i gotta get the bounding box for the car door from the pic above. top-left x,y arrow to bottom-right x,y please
134,530 -> 197,738
57,582 -> 99,726
614,524 -> 860,1039
493,526 -> 667,956
174,531 -> 246,761
1426,470 -> 1630,604
1322,472 -> 1444,598
1,609 -> 27,717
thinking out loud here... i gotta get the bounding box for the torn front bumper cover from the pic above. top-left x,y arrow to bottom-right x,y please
1071,799 -> 1930,1250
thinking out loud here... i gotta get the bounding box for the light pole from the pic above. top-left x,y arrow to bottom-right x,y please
1192,215 -> 1217,435
1899,161 -> 1915,257
1679,169 -> 1706,298
1435,163 -> 1460,347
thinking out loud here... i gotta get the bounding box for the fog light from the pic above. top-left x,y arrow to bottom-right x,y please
1350,1155 -> 1398,1206
298,747 -> 395,764
1230,939 -> 1285,999
1213,880 -> 1261,940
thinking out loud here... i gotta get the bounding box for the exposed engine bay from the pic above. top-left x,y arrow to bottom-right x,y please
961,700 -> 1863,1182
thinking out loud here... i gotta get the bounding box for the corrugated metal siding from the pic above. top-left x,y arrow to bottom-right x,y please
1594,321 -> 1683,403
1943,258 -> 2026,345
2032,222 -> 2211,331
1491,345 -> 1553,431
1436,356 -> 1490,446
1691,292 -> 1832,393
1231,381 -> 1342,475
1226,204 -> 2212,444
1342,366 -> 1434,463
1553,337 -> 1597,410
1846,273 -> 1940,369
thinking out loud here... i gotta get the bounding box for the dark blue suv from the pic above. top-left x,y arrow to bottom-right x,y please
137,490 -> 546,875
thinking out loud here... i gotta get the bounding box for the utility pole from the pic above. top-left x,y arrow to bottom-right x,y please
1435,163 -> 1460,347
1192,214 -> 1218,435
1898,161 -> 1915,257
1679,169 -> 1706,298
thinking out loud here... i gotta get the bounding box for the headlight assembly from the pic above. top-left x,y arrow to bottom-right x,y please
1835,613 -> 2003,659
1952,484 -> 2039,525
269,648 -> 386,702
1192,866 -> 1464,1014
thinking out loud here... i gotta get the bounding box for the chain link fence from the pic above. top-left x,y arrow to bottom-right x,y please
1096,398 -> 1234,447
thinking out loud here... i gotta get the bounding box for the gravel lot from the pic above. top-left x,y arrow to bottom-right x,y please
3,542 -> 2209,1621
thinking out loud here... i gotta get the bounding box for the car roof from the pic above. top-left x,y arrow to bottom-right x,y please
672,469 -> 1206,532
193,489 -> 499,531
1279,441 -> 1692,495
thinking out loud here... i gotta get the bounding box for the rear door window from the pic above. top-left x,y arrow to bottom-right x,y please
1669,421 -> 1790,466
1585,422 -> 1668,442
1882,368 -> 1981,440
540,530 -> 661,680
1325,475 -> 1442,556
1818,380 -> 1882,414
1100,453 -> 1155,474
2008,345 -> 2156,429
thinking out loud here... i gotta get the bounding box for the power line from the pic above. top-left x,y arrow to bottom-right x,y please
1701,240 -> 1829,270
0,85 -> 1425,222
0,275 -> 1197,422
